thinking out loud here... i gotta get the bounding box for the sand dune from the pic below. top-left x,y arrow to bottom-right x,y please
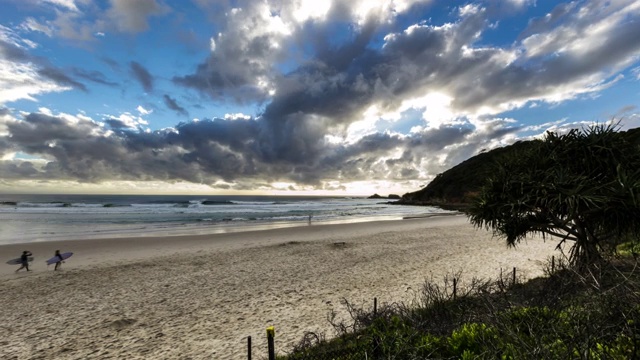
0,215 -> 561,359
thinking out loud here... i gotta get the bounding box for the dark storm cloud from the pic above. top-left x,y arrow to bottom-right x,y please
1,113 -> 263,183
0,40 -> 30,62
384,126 -> 476,170
163,95 -> 189,116
407,126 -> 474,152
0,136 -> 13,157
130,61 -> 154,92
258,11 -> 489,129
519,2 -> 577,40
451,3 -> 640,111
2,1 -> 639,190
339,132 -> 404,160
0,108 -> 524,187
104,118 -> 133,129
14,113 -> 99,144
172,63 -> 264,102
0,161 -> 40,179
306,2 -> 640,116
107,0 -> 170,33
173,3 -> 485,120
38,67 -> 88,92
454,18 -> 640,110
100,56 -> 120,70
171,2 -> 288,103
72,68 -> 118,87
253,19 -> 394,146
443,123 -> 523,168
0,113 -> 343,184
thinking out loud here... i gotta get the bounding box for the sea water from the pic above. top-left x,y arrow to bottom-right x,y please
0,194 -> 452,245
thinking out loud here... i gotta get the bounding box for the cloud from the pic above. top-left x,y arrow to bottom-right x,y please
0,27 -> 87,95
100,57 -> 120,71
0,107 -> 523,190
130,61 -> 154,92
19,17 -> 54,37
42,0 -> 79,12
38,66 -> 87,92
163,94 -> 188,116
1,0 -> 639,193
0,60 -> 68,104
72,68 -> 118,87
0,161 -> 42,179
137,105 -> 152,115
106,0 -> 170,33
173,0 -> 410,103
0,28 -> 87,104
16,0 -> 170,41
518,2 -> 577,40
50,10 -> 101,41
104,112 -> 148,130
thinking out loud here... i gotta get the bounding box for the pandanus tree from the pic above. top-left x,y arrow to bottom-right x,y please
468,124 -> 640,269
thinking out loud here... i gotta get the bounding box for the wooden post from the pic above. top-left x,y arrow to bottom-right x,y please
372,297 -> 380,359
266,327 -> 275,360
373,297 -> 377,316
512,267 -> 516,286
247,336 -> 251,360
453,278 -> 457,300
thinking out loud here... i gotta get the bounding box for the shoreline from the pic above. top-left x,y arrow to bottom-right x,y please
0,210 -> 457,246
0,215 -> 561,359
0,195 -> 451,245
1,214 -> 465,273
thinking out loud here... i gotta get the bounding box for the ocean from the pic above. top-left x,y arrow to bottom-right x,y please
0,194 -> 451,245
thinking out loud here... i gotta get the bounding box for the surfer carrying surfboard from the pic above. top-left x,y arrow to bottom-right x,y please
46,251 -> 73,269
15,250 -> 33,272
53,250 -> 64,271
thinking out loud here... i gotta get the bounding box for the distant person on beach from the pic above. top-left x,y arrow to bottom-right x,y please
308,214 -> 313,224
54,250 -> 64,271
15,250 -> 32,272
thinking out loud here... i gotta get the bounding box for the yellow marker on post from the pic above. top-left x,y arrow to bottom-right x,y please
266,326 -> 276,360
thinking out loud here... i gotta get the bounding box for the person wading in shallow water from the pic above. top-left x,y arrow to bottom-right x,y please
53,250 -> 65,271
15,250 -> 33,272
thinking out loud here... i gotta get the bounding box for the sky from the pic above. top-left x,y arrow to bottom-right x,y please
0,0 -> 639,196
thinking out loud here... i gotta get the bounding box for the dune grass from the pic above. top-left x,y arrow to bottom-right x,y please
277,257 -> 640,359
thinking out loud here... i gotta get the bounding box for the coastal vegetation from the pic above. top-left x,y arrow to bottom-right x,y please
468,124 -> 640,268
276,124 -> 640,359
279,258 -> 640,359
398,126 -> 640,211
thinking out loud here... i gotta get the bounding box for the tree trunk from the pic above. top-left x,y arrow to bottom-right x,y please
570,235 -> 602,271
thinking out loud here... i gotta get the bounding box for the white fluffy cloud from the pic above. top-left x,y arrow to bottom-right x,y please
0,26 -> 72,105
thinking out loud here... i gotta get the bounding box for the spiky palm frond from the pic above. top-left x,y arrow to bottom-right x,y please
468,124 -> 640,268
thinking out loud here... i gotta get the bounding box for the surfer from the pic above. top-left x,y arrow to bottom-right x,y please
15,250 -> 33,272
53,250 -> 65,271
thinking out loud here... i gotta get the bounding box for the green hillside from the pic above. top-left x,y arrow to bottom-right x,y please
398,127 -> 640,210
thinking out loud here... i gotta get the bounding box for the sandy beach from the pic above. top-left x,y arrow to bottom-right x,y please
0,215 -> 561,359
